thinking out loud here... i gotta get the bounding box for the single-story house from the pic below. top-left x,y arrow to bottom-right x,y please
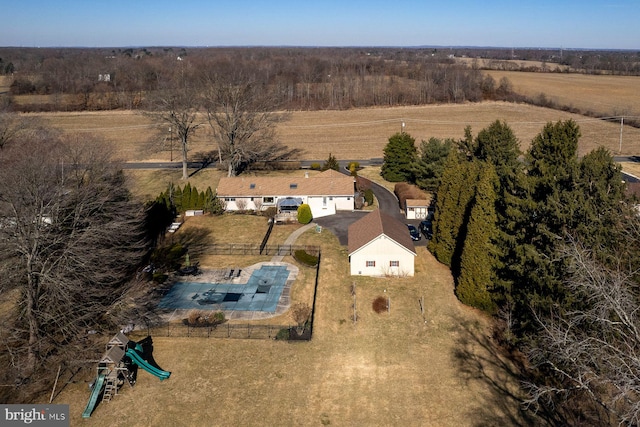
348,209 -> 416,277
216,169 -> 355,219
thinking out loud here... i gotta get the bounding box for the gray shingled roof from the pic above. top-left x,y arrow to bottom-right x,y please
348,209 -> 416,255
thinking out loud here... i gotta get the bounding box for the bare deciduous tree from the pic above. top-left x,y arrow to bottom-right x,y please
0,134 -> 146,384
203,76 -> 299,177
147,80 -> 203,180
0,112 -> 49,151
524,237 -> 640,426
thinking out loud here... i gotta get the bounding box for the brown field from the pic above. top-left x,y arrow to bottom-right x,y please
55,223 -> 532,427
0,76 -> 10,93
456,57 -> 571,72
485,71 -> 640,119
28,101 -> 640,164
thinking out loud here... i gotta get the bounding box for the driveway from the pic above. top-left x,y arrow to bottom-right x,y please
314,173 -> 428,247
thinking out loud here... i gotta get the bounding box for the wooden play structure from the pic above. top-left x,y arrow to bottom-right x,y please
82,332 -> 171,418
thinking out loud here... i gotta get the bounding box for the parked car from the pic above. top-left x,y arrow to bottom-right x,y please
407,224 -> 421,241
419,220 -> 433,239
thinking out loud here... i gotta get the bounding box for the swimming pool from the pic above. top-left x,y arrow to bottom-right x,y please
159,265 -> 290,312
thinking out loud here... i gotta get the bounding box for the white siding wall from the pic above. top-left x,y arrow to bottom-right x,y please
224,194 -> 352,218
350,235 -> 415,277
406,205 -> 428,220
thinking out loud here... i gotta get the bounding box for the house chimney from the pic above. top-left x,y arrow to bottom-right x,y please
304,171 -> 309,178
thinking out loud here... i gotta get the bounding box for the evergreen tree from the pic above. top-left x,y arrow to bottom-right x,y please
573,147 -> 628,252
189,184 -> 200,210
510,120 -> 581,330
411,137 -> 453,191
322,153 -> 340,171
456,163 -> 499,313
429,152 -> 478,268
182,183 -> 192,211
381,132 -> 417,182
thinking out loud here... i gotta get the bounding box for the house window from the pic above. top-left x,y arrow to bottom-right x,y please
263,197 -> 275,204
390,261 -> 399,267
366,260 -> 375,267
224,197 -> 235,202
329,196 -> 333,201
323,197 -> 327,208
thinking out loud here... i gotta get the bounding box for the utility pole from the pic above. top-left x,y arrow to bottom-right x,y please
619,116 -> 624,154
169,126 -> 173,162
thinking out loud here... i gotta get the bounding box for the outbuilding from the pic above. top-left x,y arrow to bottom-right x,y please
348,209 -> 416,277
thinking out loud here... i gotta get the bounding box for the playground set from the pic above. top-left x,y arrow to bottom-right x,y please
82,332 -> 171,418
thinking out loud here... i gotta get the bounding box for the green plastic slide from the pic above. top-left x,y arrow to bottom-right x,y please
125,348 -> 171,380
82,374 -> 106,418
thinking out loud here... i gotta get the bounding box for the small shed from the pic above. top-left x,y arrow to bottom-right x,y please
405,199 -> 431,220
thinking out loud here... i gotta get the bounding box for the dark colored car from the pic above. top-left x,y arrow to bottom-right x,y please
419,220 -> 433,239
407,224 -> 421,241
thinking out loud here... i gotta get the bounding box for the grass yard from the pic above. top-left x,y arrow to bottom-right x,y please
54,217 -> 535,426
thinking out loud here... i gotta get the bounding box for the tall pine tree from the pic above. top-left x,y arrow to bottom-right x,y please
456,163 -> 499,313
381,132 -> 417,182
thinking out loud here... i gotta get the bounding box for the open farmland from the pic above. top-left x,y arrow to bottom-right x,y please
485,71 -> 640,119
32,101 -> 640,162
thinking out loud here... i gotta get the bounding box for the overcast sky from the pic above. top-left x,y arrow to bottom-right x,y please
1,0 -> 637,49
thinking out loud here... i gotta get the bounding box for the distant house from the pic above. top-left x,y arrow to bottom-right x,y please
348,209 -> 416,277
216,169 -> 355,219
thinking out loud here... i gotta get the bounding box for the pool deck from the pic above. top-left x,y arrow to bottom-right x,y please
163,261 -> 300,321
159,223 -> 315,323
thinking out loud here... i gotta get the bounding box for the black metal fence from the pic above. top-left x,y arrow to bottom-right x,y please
136,245 -> 321,342
204,243 -> 320,257
130,323 -> 294,340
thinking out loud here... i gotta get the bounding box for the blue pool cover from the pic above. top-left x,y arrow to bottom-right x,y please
159,265 -> 290,312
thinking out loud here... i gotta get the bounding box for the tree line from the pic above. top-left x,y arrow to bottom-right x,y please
386,120 -> 640,425
2,46 -> 518,112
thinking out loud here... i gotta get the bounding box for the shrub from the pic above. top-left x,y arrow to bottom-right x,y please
152,272 -> 168,283
263,206 -> 277,218
394,182 -> 429,210
150,242 -> 186,271
297,203 -> 312,224
372,296 -> 388,313
294,249 -> 318,267
184,310 -> 226,327
310,163 -> 321,170
364,189 -> 374,206
276,328 -> 290,340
